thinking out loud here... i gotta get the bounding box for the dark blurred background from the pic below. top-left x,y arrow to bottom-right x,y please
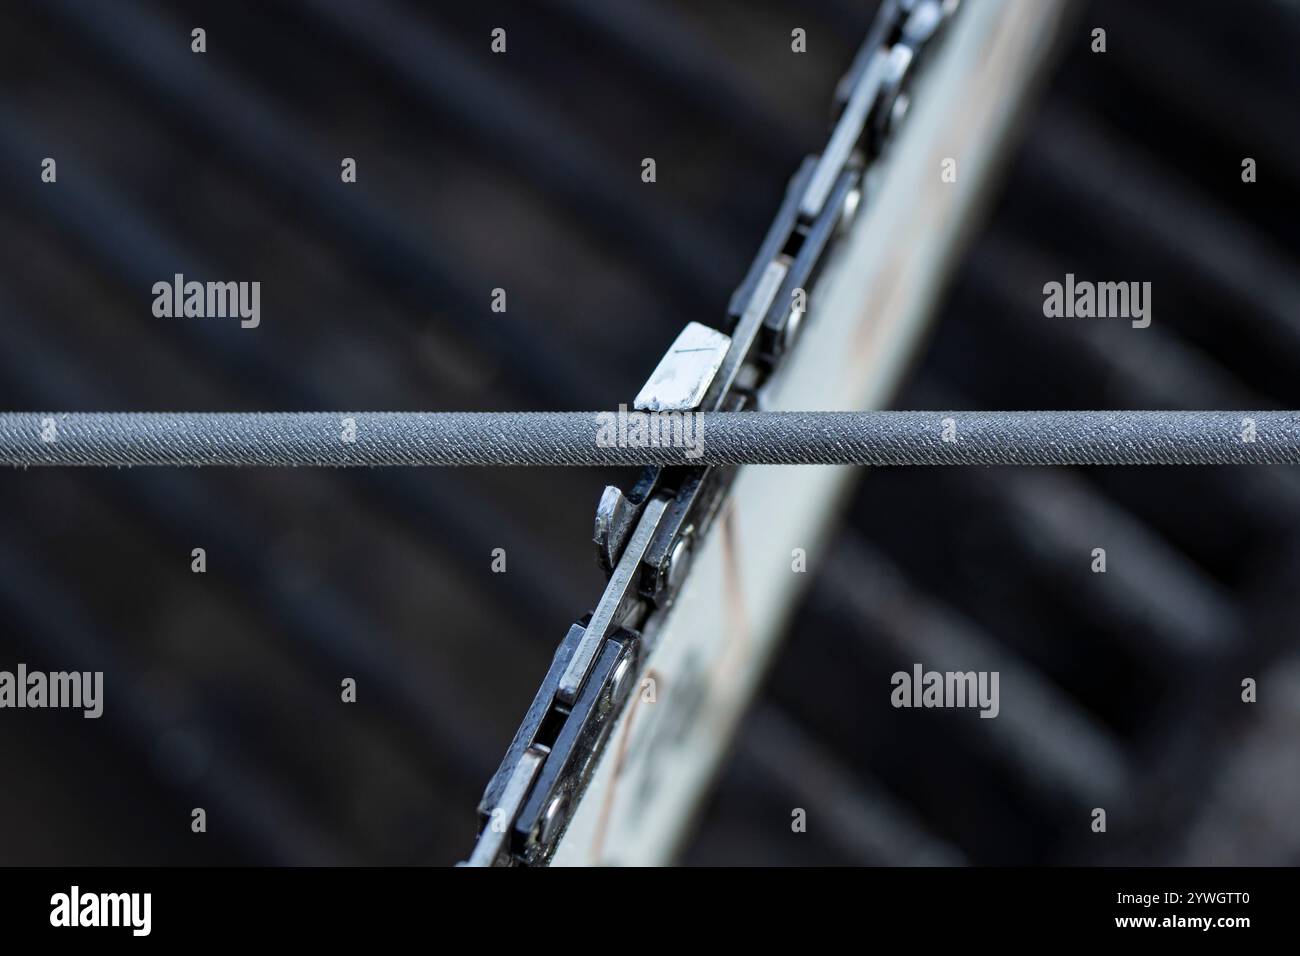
0,0 -> 1297,865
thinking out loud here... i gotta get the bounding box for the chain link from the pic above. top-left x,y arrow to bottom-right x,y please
464,0 -> 963,866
